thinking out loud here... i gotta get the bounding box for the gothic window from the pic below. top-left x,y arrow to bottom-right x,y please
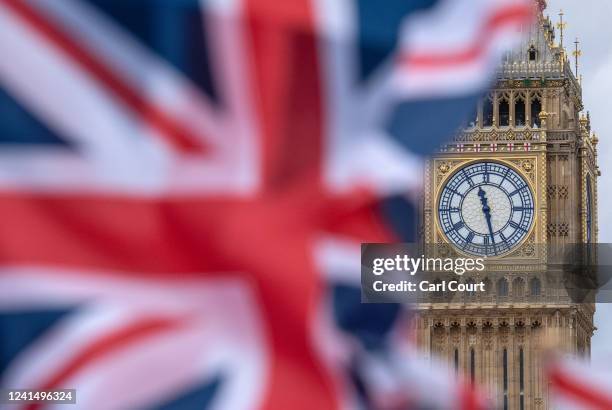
530,278 -> 541,296
528,46 -> 537,61
467,105 -> 478,128
470,348 -> 475,384
483,96 -> 494,127
515,97 -> 526,126
483,278 -> 492,294
513,277 -> 525,297
503,348 -> 508,410
433,278 -> 444,298
498,278 -> 509,296
531,98 -> 542,128
499,98 -> 510,127
454,348 -> 459,374
519,348 -> 525,410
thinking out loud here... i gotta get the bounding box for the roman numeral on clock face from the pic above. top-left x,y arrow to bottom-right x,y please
509,221 -> 527,232
462,169 -> 474,186
453,221 -> 465,230
499,167 -> 511,186
509,185 -> 527,196
466,232 -> 475,243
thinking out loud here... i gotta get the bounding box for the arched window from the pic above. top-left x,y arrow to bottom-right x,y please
483,97 -> 494,127
528,46 -> 537,61
530,278 -> 541,296
454,348 -> 459,374
502,348 -> 508,410
499,98 -> 510,127
470,348 -> 476,384
433,278 -> 444,298
515,97 -> 526,126
513,277 -> 525,297
531,98 -> 542,128
498,278 -> 509,296
467,105 -> 478,128
483,278 -> 492,294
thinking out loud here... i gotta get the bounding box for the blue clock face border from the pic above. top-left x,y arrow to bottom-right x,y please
438,161 -> 535,257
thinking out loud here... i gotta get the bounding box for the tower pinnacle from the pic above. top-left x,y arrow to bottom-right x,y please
557,10 -> 567,49
573,38 -> 582,78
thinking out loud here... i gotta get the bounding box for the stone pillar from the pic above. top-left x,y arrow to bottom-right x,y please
493,92 -> 499,127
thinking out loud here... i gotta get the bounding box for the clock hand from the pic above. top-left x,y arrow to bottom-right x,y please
484,213 -> 495,245
477,187 -> 496,245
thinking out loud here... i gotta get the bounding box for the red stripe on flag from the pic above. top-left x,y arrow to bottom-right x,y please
0,194 -> 236,274
460,384 -> 487,410
400,4 -> 533,69
1,0 -> 208,154
549,365 -> 612,410
244,0 -> 338,407
245,0 -> 318,31
245,0 -> 324,191
25,317 -> 184,410
0,190 -> 393,275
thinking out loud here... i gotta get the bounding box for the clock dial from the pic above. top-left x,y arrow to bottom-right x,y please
438,162 -> 534,256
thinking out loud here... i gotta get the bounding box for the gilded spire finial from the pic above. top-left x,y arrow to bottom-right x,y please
573,38 -> 582,77
536,0 -> 547,13
557,10 -> 567,49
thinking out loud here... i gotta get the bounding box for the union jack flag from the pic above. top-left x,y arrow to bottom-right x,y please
0,0 -> 531,408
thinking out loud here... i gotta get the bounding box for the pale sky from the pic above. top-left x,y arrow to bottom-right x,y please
546,0 -> 612,360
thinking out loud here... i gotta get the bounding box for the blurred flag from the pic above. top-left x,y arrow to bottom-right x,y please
0,0 -> 531,408
548,356 -> 612,410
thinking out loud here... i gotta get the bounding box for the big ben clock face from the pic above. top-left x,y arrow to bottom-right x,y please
438,162 -> 534,256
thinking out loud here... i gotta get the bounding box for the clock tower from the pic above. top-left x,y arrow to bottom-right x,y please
415,2 -> 599,409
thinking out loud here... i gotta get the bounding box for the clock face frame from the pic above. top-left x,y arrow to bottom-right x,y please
437,161 -> 535,257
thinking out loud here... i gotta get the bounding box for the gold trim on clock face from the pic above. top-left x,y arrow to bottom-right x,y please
436,160 -> 535,257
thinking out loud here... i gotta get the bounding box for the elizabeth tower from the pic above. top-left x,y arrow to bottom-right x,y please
415,1 -> 599,408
